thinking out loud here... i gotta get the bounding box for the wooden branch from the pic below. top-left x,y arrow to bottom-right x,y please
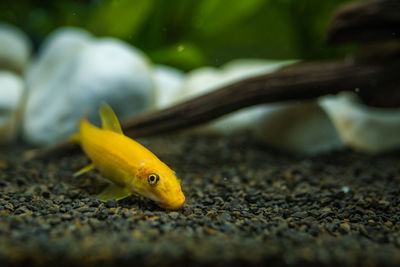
25,59 -> 400,160
122,60 -> 400,138
328,0 -> 400,44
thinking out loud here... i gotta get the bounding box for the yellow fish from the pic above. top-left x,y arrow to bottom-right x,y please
72,103 -> 185,210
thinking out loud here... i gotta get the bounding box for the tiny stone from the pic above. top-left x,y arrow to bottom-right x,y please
4,203 -> 14,211
339,223 -> 351,234
169,212 -> 179,219
105,199 -> 117,208
292,211 -> 307,219
60,213 -> 72,221
42,191 -> 51,198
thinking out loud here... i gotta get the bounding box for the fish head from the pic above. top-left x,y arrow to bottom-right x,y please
135,165 -> 185,210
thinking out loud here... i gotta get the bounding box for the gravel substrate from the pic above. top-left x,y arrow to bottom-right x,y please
0,133 -> 399,267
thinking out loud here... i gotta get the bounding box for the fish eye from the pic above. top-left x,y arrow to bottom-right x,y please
148,173 -> 160,185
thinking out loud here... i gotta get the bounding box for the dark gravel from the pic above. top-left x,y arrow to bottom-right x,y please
0,133 -> 399,267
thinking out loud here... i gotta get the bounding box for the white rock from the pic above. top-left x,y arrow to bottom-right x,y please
253,101 -> 343,154
152,65 -> 185,109
320,92 -> 400,153
0,23 -> 31,73
23,28 -> 154,146
0,72 -> 25,143
25,27 -> 92,92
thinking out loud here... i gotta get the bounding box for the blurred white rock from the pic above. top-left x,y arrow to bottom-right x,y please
320,92 -> 400,153
253,101 -> 344,154
25,28 -> 92,92
152,65 -> 185,109
0,23 -> 32,73
0,72 -> 25,143
23,27 -> 154,146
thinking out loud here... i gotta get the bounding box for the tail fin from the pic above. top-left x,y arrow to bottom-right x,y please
99,102 -> 123,134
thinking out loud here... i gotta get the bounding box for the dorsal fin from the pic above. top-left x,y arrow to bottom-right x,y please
99,102 -> 123,134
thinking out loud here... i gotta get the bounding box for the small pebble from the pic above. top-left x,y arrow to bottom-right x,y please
105,199 -> 117,208
339,223 -> 351,234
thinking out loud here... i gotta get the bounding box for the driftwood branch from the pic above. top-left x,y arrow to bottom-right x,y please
328,0 -> 400,44
123,60 -> 400,138
25,59 -> 400,160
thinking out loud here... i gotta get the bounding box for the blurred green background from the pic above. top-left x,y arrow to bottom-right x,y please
1,0 -> 356,71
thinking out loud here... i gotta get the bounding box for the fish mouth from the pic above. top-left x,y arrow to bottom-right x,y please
159,195 -> 185,210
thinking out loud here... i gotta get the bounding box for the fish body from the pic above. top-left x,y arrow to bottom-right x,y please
73,103 -> 185,210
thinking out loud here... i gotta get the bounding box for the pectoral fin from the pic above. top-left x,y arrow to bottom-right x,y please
99,102 -> 123,134
73,163 -> 95,177
97,184 -> 131,201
